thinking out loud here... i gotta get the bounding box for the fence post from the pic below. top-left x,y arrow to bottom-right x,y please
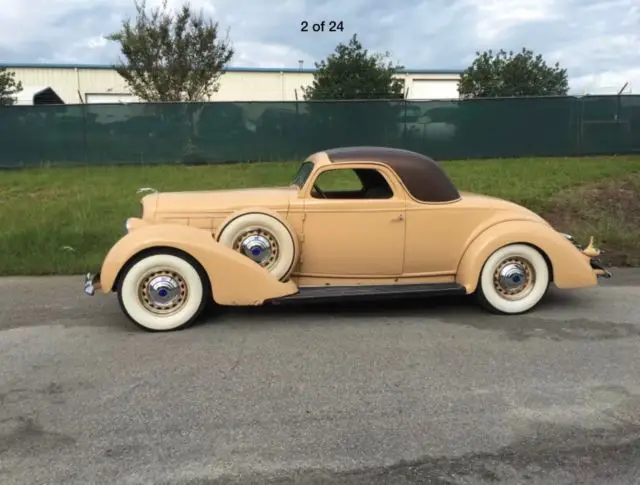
81,103 -> 89,164
576,97 -> 584,156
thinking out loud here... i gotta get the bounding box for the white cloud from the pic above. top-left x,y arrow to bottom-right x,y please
468,0 -> 561,42
0,0 -> 637,93
231,42 -> 311,69
570,69 -> 640,95
145,0 -> 217,14
86,36 -> 109,50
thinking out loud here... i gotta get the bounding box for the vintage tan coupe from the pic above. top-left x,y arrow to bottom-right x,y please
84,146 -> 611,331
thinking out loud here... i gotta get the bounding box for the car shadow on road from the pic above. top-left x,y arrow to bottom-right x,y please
198,287 -> 640,342
206,286 -> 578,320
209,293 -> 478,320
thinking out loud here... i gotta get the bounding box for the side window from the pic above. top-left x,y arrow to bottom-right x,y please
314,168 -> 362,192
311,168 -> 394,200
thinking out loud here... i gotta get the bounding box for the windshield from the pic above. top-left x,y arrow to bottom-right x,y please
292,161 -> 314,187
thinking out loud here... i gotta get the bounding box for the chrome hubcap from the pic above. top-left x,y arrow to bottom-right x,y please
493,258 -> 534,300
241,234 -> 272,263
233,229 -> 279,268
139,270 -> 188,314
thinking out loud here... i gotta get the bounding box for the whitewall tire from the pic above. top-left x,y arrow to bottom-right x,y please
117,252 -> 209,332
476,244 -> 550,315
217,212 -> 297,281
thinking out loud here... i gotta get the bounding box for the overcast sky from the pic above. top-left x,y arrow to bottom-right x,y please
1,0 -> 638,94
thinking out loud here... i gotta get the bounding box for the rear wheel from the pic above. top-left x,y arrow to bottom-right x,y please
476,244 -> 549,314
117,252 -> 209,331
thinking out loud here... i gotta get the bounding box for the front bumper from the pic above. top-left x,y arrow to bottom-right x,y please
84,272 -> 101,296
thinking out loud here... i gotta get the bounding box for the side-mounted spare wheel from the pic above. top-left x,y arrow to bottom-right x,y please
117,251 -> 210,332
217,212 -> 298,281
476,243 -> 550,314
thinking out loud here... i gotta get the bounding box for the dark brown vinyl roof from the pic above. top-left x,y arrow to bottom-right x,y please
324,146 -> 460,203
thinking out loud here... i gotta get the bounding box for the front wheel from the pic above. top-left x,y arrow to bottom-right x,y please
117,252 -> 209,331
476,244 -> 550,315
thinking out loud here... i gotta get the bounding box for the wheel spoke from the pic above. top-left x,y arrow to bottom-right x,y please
493,257 -> 535,301
138,269 -> 188,314
233,228 -> 280,269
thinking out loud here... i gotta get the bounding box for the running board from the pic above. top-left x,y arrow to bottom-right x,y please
268,283 -> 466,305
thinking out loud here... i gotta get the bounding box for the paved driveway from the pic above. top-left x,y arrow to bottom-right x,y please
1,271 -> 639,484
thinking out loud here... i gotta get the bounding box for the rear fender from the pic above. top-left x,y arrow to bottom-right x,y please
456,220 -> 596,293
99,224 -> 298,305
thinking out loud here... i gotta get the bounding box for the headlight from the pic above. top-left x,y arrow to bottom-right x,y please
561,232 -> 582,249
124,217 -> 146,232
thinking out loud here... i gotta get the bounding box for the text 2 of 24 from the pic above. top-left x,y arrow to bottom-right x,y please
300,21 -> 344,32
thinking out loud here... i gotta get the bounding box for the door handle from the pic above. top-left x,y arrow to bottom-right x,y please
391,214 -> 404,222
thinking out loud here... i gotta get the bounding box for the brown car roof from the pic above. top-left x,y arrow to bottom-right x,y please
324,146 -> 460,203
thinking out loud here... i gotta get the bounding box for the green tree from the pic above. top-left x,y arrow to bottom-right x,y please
458,48 -> 569,98
303,34 -> 405,100
0,68 -> 23,106
107,0 -> 234,102
295,35 -> 406,155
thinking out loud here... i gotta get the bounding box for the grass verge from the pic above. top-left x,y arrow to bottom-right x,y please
1,156 -> 640,275
543,172 -> 640,266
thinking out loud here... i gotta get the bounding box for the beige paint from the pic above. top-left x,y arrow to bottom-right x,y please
9,67 -> 129,105
100,220 -> 298,305
454,219 -> 596,293
96,149 -> 604,306
293,157 -> 407,277
8,66 -> 460,103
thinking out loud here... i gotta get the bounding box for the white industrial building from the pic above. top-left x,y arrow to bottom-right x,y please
4,63 -> 461,105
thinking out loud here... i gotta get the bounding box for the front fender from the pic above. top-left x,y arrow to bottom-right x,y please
99,224 -> 298,305
456,220 -> 596,293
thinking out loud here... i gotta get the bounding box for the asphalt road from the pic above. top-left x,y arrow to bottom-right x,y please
1,271 -> 640,485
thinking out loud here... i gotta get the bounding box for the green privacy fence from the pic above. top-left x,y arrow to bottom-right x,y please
1,95 -> 640,167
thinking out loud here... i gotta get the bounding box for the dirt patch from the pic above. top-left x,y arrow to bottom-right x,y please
0,186 -> 71,203
543,173 -> 640,266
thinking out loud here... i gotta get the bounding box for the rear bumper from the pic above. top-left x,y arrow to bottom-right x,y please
561,232 -> 612,279
84,272 -> 102,295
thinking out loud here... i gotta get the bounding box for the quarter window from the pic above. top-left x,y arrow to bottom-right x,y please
292,161 -> 314,187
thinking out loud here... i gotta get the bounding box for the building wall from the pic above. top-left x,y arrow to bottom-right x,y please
5,64 -> 461,104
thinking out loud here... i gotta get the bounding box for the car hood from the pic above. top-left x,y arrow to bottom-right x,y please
143,186 -> 298,217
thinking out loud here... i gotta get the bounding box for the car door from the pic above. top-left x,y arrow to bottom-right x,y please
298,165 -> 406,277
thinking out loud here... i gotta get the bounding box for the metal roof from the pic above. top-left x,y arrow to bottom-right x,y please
0,62 -> 463,75
324,146 -> 461,203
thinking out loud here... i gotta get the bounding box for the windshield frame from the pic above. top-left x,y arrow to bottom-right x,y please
292,160 -> 315,188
